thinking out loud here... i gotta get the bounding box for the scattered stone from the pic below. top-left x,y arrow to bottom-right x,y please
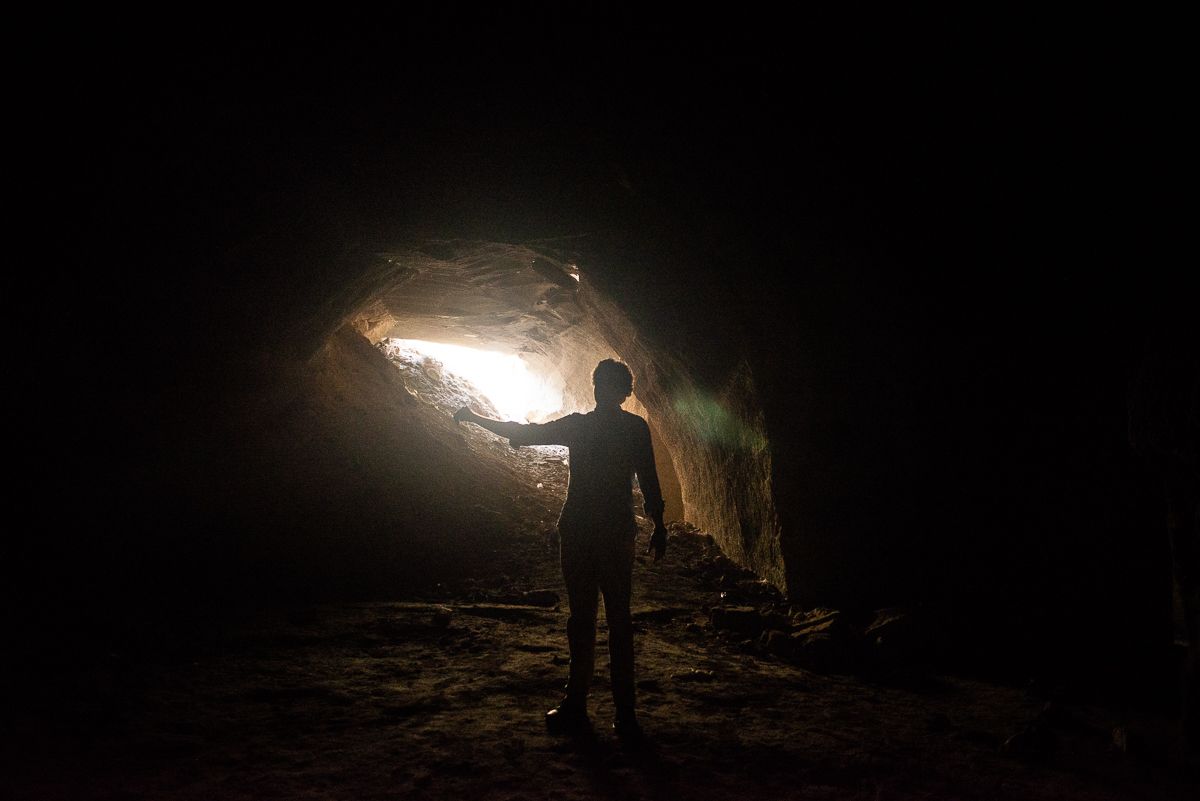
696,553 -> 756,587
519,590 -> 560,607
791,607 -> 842,628
710,606 -> 767,635
734,579 -> 783,602
684,622 -> 705,635
380,343 -> 504,421
672,668 -> 716,683
780,607 -> 859,672
551,655 -> 570,665
668,521 -> 703,537
790,609 -> 850,639
760,629 -> 793,657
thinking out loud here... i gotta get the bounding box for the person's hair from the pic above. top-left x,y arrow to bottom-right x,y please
593,359 -> 634,397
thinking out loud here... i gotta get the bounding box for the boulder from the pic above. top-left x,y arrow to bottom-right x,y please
790,608 -> 851,639
787,610 -> 859,673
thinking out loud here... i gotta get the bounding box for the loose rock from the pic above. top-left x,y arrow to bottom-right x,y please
710,606 -> 767,635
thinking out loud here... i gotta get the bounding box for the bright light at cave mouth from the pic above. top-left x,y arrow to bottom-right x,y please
390,339 -> 563,422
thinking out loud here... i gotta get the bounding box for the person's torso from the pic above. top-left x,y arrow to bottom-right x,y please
559,410 -> 645,533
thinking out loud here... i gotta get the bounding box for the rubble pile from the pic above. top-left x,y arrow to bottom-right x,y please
378,341 -> 503,419
378,339 -> 571,500
666,522 -> 927,677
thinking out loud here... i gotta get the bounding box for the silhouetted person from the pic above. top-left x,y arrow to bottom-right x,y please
454,359 -> 667,742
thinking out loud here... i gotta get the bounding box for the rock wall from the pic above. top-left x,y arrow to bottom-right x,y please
578,281 -> 784,589
323,238 -> 783,590
41,28 -> 1193,688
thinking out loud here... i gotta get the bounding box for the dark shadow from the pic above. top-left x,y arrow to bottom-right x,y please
550,724 -> 681,800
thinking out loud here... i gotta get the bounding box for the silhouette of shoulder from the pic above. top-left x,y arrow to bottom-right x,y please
616,410 -> 651,438
508,410 -> 649,448
619,409 -> 649,429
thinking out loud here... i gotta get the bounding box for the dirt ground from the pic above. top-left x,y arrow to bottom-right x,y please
9,356 -> 1196,800
7,520 -> 1198,801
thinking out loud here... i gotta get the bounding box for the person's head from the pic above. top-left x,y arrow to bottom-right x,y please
593,359 -> 634,408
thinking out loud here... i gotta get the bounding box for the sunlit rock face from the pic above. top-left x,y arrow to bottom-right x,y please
347,242 -> 607,418
330,239 -> 784,588
340,239 -> 781,579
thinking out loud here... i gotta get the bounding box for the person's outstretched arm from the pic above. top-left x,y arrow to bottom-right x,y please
454,407 -> 581,446
453,407 -> 527,440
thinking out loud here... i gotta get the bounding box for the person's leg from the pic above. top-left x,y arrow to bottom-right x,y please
561,533 -> 600,707
599,532 -> 637,725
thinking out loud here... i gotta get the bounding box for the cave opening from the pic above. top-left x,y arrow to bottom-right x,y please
346,244 -> 688,561
382,338 -> 565,423
377,335 -> 574,530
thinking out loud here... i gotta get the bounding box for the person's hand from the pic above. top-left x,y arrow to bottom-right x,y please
647,524 -> 668,561
453,406 -> 474,424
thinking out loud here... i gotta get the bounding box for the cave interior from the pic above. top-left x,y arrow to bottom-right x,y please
15,17 -> 1198,800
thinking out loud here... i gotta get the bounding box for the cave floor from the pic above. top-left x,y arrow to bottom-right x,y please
9,529 -> 1197,801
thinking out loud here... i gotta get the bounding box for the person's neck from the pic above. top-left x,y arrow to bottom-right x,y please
594,403 -> 622,414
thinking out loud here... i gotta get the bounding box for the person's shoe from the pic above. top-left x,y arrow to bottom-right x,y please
545,698 -> 589,734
